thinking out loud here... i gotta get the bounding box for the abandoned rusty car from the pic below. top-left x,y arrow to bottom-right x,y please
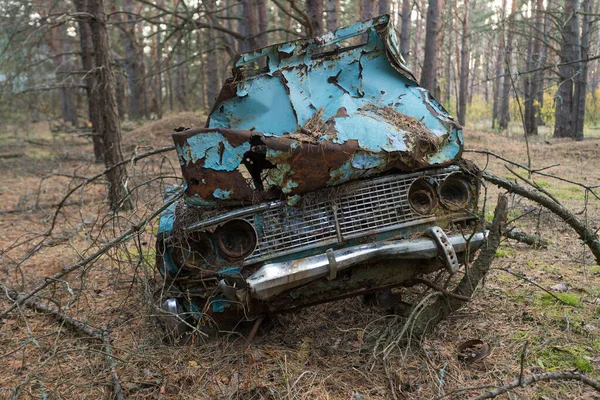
155,15 -> 486,338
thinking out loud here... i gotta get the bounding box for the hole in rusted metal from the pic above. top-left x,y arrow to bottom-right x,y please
242,136 -> 274,191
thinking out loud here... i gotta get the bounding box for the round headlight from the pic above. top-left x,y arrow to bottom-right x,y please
408,178 -> 438,215
172,231 -> 216,269
439,173 -> 472,211
216,219 -> 257,261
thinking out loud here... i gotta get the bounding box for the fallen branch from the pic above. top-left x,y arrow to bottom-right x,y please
0,153 -> 21,159
412,278 -> 472,302
483,171 -> 600,265
102,327 -> 125,400
471,371 -> 600,399
401,194 -> 509,341
0,189 -> 184,320
491,267 -> 576,307
504,229 -> 550,248
1,286 -> 104,339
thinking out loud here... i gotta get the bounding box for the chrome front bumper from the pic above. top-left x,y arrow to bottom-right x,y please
247,228 -> 487,300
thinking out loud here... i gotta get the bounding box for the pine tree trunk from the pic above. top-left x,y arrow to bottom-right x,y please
326,0 -> 340,31
240,0 -> 259,51
421,0 -> 442,98
498,0 -> 516,130
307,0 -> 324,36
257,0 -> 269,47
74,0 -> 104,162
523,0 -> 536,135
527,0 -> 545,134
362,0 -> 376,20
491,0 -> 505,130
379,0 -> 389,14
414,0 -> 424,76
175,46 -> 187,111
400,0 -> 411,61
89,0 -> 131,210
553,0 -> 580,138
573,0 -> 592,140
457,0 -> 469,126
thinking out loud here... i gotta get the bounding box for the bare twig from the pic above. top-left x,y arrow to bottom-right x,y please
504,229 -> 550,248
102,327 -> 125,400
491,267 -> 575,306
0,189 -> 184,320
471,371 -> 600,399
404,194 -> 509,341
412,278 -> 472,301
0,286 -> 104,339
483,171 -> 600,264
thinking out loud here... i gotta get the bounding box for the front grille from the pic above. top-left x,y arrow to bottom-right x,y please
242,167 -> 458,263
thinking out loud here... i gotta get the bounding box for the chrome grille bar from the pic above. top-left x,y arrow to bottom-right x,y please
242,167 -> 458,264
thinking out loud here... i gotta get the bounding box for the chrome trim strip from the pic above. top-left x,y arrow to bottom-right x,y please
247,230 -> 487,300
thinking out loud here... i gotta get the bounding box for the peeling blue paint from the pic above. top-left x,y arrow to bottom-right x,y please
218,267 -> 241,276
207,15 -> 461,165
213,188 -> 232,200
176,131 -> 250,171
177,15 -> 464,205
210,295 -> 231,313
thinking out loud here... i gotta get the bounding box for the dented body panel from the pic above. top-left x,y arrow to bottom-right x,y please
174,14 -> 463,206
156,16 -> 484,337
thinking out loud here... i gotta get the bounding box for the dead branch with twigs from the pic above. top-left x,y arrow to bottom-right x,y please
483,171 -> 600,264
0,188 -> 183,320
470,371 -> 600,399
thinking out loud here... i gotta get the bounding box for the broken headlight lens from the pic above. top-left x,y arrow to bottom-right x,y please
439,173 -> 472,211
216,219 -> 257,261
172,232 -> 216,269
408,178 -> 438,215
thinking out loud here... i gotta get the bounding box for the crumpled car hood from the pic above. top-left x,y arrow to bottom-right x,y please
174,14 -> 463,206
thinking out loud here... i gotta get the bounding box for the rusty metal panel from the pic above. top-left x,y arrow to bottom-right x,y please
175,15 -> 463,206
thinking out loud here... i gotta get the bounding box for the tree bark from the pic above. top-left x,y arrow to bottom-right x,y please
413,0 -> 424,76
400,0 -> 411,62
307,0 -> 324,36
457,0 -> 470,126
379,0 -> 389,14
498,0 -> 516,130
326,0 -> 340,31
553,0 -> 580,138
257,0 -> 269,47
527,0 -> 545,135
421,0 -> 443,98
89,0 -> 131,210
175,45 -> 188,111
154,11 -> 163,120
573,0 -> 592,140
239,0 -> 259,51
74,0 -> 104,161
362,0 -> 376,20
491,0 -> 506,129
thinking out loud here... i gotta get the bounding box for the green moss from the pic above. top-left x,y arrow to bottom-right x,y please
495,246 -> 516,258
546,185 -> 586,201
535,345 -> 593,373
540,293 -> 582,307
534,179 -> 551,188
573,357 -> 593,373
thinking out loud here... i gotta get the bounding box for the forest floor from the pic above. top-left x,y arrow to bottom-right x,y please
0,115 -> 599,399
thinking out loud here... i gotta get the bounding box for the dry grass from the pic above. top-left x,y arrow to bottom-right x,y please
1,118 -> 600,399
